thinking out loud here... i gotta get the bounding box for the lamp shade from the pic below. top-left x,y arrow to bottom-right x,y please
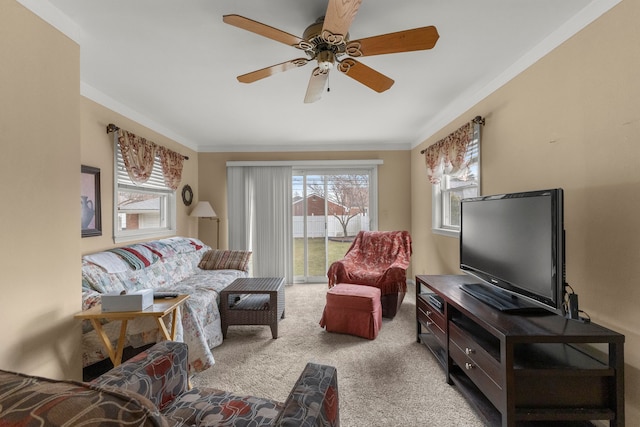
190,201 -> 217,218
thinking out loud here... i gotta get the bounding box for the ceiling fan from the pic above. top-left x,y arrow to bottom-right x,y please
223,0 -> 439,103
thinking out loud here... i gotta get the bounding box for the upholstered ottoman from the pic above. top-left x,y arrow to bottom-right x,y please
319,283 -> 382,340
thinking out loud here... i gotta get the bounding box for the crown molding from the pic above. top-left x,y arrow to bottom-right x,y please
16,0 -> 81,44
412,0 -> 622,149
81,82 -> 200,151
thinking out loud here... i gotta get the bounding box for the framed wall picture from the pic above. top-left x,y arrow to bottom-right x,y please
81,165 -> 102,237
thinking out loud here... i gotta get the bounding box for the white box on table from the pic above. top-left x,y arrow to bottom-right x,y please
101,289 -> 154,312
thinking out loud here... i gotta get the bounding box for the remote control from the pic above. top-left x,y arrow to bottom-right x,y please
154,292 -> 179,299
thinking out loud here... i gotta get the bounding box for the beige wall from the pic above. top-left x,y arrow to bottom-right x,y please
197,151 -> 411,252
79,97 -> 200,255
0,1 -> 81,379
0,1 -> 200,380
411,0 -> 639,422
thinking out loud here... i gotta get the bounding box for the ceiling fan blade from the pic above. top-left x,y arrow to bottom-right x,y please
337,59 -> 394,93
321,0 -> 363,44
346,26 -> 440,57
223,14 -> 305,48
237,59 -> 310,83
304,68 -> 329,103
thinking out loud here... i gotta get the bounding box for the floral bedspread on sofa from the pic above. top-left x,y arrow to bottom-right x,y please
81,237 -> 247,372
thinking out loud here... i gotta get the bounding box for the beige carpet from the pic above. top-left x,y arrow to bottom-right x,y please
191,283 -> 485,427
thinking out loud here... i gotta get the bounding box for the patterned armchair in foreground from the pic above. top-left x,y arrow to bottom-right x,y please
0,341 -> 339,427
327,230 -> 412,318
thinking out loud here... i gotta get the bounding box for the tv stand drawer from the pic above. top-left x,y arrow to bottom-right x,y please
418,308 -> 445,346
449,332 -> 503,410
449,321 -> 502,385
417,296 -> 445,328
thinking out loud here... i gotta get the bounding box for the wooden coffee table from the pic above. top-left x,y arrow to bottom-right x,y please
75,295 -> 189,366
220,277 -> 285,339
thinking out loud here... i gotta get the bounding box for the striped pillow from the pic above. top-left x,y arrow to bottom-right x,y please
198,250 -> 252,272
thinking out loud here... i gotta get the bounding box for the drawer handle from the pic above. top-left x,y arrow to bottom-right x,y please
465,347 -> 475,355
465,362 -> 475,370
426,321 -> 433,326
426,310 -> 432,316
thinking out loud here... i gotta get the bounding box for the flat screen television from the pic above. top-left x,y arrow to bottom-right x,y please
459,188 -> 566,315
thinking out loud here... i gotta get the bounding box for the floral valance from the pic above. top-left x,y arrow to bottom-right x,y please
422,121 -> 475,184
158,146 -> 184,191
116,129 -> 186,190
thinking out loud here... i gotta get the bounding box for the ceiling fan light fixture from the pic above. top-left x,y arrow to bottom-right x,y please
316,50 -> 335,71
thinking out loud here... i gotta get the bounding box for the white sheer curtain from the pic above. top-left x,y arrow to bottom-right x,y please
227,166 -> 293,283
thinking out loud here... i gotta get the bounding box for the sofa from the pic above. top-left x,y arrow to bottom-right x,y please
81,237 -> 251,373
0,341 -> 340,426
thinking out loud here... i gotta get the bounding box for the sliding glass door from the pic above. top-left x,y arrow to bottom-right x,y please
293,168 -> 376,283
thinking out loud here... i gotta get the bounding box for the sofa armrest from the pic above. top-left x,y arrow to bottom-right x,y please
82,288 -> 102,310
0,370 -> 169,427
274,363 -> 340,427
92,341 -> 190,411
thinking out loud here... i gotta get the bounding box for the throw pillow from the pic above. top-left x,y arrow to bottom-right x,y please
199,250 -> 252,272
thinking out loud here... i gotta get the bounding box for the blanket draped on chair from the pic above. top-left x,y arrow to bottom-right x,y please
327,230 -> 412,296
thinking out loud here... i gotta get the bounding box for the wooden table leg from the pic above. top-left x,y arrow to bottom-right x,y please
169,306 -> 180,340
155,313 -> 171,341
114,319 -> 128,366
90,319 -> 115,365
155,307 -> 181,341
91,318 -> 128,367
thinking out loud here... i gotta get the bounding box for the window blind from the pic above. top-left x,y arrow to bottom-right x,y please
116,147 -> 173,193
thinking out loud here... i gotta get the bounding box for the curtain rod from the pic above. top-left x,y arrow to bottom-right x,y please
420,116 -> 485,154
106,123 -> 189,160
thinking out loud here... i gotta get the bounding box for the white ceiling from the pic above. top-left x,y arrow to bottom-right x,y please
24,0 -> 616,152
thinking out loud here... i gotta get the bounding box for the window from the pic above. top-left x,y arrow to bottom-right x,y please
430,119 -> 482,237
226,159 -> 381,284
114,145 -> 176,243
292,165 -> 378,283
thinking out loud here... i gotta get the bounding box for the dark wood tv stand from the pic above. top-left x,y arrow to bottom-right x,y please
416,275 -> 625,426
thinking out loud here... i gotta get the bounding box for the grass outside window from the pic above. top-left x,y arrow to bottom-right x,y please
294,238 -> 352,278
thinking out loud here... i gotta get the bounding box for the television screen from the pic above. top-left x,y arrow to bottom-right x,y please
459,189 -> 565,315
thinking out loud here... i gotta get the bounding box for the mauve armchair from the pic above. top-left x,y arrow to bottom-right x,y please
327,230 -> 412,318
